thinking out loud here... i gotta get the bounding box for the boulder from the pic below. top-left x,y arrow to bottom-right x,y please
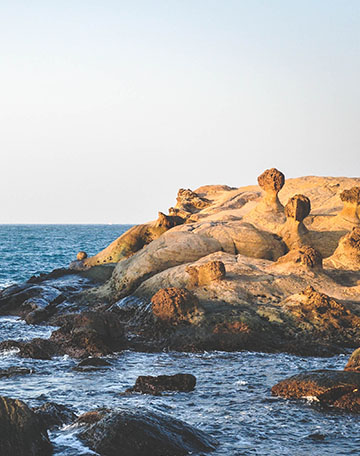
77,251 -> 87,261
50,312 -> 126,358
186,260 -> 226,287
77,407 -> 218,456
126,373 -> 196,395
0,396 -> 52,456
33,402 -> 77,430
151,287 -> 203,324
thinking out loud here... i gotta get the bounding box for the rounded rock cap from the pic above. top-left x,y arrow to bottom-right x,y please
284,194 -> 311,221
76,251 -> 88,261
340,187 -> 360,204
257,168 -> 285,193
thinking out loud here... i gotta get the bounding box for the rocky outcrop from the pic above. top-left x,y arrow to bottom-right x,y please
186,260 -> 225,287
282,286 -> 360,345
0,396 -> 52,456
126,373 -> 196,395
169,188 -> 212,219
325,227 -> 360,270
339,187 -> 360,224
77,407 -> 218,456
71,212 -> 184,269
271,245 -> 323,271
76,251 -> 87,261
151,287 -> 203,324
33,402 -> 77,430
50,312 -> 126,358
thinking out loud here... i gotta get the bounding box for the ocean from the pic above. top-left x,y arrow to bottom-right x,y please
0,225 -> 359,455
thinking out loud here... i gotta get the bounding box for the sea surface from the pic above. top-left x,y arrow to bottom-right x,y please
0,225 -> 359,455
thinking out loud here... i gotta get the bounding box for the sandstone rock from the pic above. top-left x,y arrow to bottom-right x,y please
170,188 -> 212,216
71,212 -> 184,269
103,231 -> 222,300
0,395 -> 52,456
126,373 -> 196,395
50,312 -> 126,358
77,251 -> 87,261
151,287 -> 202,324
345,347 -> 360,372
271,245 -> 323,270
244,168 -> 286,231
283,286 -> 360,344
339,187 -> 360,224
325,227 -> 360,270
33,402 -> 77,430
186,260 -> 225,287
78,407 -> 218,456
279,194 -> 312,250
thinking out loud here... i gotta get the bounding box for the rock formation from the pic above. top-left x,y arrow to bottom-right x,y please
339,187 -> 360,224
244,168 -> 286,231
186,260 -> 226,287
70,212 -> 184,269
345,347 -> 360,372
325,227 -> 360,270
279,194 -> 311,249
271,245 -> 323,271
151,287 -> 203,324
0,396 -> 52,456
169,188 -> 212,220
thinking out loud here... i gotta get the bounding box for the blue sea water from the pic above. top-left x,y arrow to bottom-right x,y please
0,225 -> 359,456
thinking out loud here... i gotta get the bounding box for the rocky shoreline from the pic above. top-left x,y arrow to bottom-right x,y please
1,168 -> 360,454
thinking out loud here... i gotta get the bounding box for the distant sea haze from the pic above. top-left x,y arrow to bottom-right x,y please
0,224 -> 132,287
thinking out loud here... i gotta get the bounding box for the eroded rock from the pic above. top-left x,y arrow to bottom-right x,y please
186,260 -> 225,287
151,287 -> 203,324
325,227 -> 360,270
345,347 -> 360,372
0,395 -> 52,456
339,187 -> 360,224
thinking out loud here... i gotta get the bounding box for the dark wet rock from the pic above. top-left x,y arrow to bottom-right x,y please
126,373 -> 196,395
50,312 -> 126,358
74,357 -> 112,371
33,402 -> 78,430
78,407 -> 218,456
0,367 -> 33,378
307,433 -> 325,441
0,338 -> 58,360
0,395 -> 52,456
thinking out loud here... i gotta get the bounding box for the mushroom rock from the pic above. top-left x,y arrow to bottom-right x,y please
70,212 -> 184,269
151,287 -> 203,324
186,260 -> 226,288
339,187 -> 360,225
324,227 -> 360,270
244,168 -> 286,231
279,194 -> 312,250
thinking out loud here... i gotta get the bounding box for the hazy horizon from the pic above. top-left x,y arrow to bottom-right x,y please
1,1 -> 359,224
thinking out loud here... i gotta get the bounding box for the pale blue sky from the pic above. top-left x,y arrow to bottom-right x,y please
1,1 -> 359,223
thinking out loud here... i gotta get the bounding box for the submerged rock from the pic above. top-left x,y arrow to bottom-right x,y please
0,367 -> 33,378
77,407 -> 217,456
74,357 -> 112,371
0,395 -> 52,456
126,373 -> 197,395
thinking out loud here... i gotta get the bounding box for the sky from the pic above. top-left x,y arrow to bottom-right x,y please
1,0 -> 359,223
